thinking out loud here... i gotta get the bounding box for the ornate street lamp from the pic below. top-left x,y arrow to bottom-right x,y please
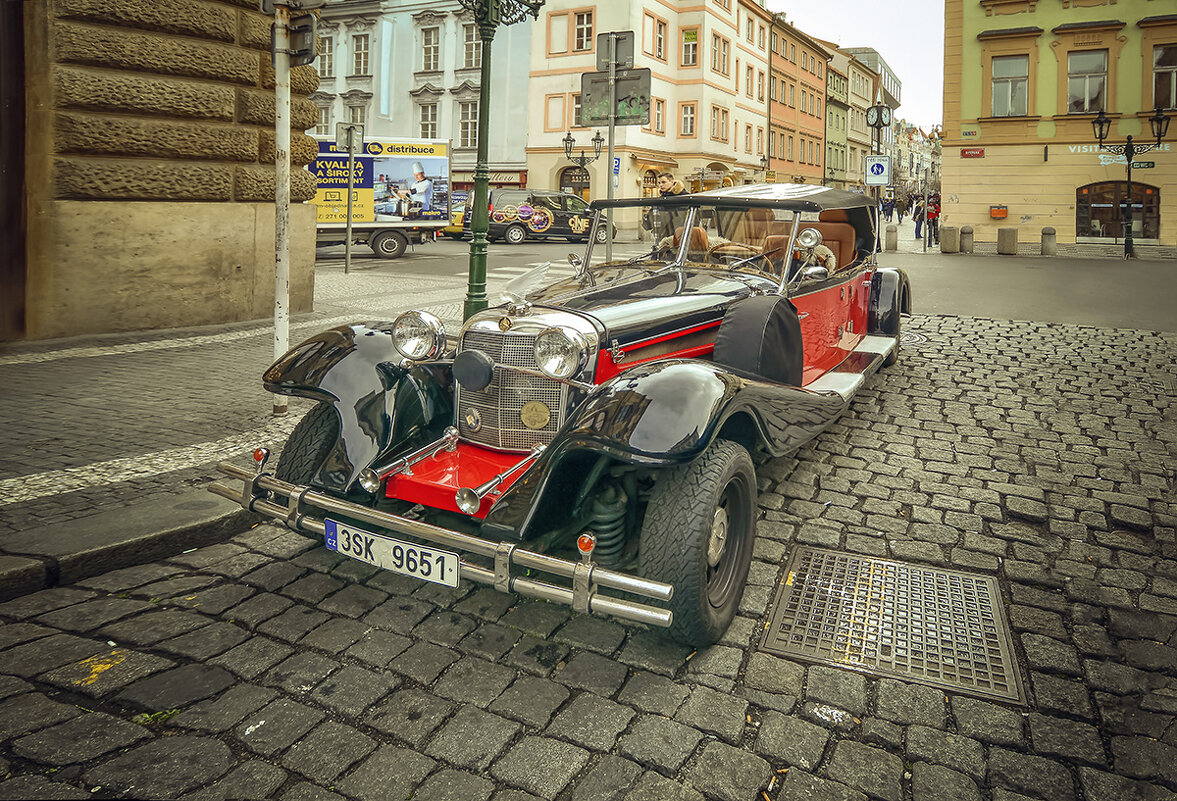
1091,106 -> 1171,258
562,130 -> 605,168
759,155 -> 768,183
456,0 -> 545,319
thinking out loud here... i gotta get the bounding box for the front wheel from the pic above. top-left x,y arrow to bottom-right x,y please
504,225 -> 527,245
370,230 -> 408,259
594,225 -> 613,244
639,439 -> 757,647
275,403 -> 339,485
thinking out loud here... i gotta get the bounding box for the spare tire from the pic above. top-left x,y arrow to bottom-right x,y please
712,295 -> 803,386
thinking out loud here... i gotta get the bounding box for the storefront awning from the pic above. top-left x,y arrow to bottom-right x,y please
630,153 -> 679,168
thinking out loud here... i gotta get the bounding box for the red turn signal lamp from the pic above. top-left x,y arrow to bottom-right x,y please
576,533 -> 597,555
253,448 -> 270,464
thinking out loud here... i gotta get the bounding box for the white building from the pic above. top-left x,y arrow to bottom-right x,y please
314,0 -> 534,192
525,0 -> 773,234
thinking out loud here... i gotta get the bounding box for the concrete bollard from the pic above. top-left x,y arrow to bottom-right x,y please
940,226 -> 959,254
997,227 -> 1018,255
1041,227 -> 1057,256
885,224 -> 897,252
960,225 -> 974,253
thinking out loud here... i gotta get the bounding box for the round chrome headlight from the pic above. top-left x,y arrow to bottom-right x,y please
797,227 -> 824,249
534,327 -> 588,380
391,311 -> 446,360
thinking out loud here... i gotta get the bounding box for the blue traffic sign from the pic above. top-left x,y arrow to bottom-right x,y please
870,163 -> 885,175
613,157 -> 620,175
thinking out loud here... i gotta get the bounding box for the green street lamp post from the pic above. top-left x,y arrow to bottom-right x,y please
1091,107 -> 1170,259
456,0 -> 544,320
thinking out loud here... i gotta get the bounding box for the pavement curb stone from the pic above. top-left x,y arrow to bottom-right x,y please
0,488 -> 253,600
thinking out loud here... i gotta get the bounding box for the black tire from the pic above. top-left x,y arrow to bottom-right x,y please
445,232 -> 464,240
594,225 -> 610,244
275,403 -> 339,485
639,439 -> 757,647
370,230 -> 408,259
883,291 -> 904,367
504,224 -> 527,245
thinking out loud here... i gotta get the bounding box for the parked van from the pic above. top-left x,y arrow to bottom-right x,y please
464,189 -> 611,244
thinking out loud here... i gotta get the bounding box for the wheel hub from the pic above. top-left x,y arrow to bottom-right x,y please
707,507 -> 729,567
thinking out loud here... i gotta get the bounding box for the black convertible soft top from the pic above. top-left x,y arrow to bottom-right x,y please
590,182 -> 877,213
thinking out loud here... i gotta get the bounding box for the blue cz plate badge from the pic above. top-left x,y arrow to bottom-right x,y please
324,519 -> 460,588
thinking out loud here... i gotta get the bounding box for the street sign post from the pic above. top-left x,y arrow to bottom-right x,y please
335,124 -> 364,274
596,31 -> 633,70
580,68 -> 651,126
865,155 -> 891,186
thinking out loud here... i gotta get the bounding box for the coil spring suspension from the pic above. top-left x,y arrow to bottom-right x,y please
587,483 -> 628,567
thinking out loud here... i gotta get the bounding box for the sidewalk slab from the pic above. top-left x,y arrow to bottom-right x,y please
0,488 -> 251,598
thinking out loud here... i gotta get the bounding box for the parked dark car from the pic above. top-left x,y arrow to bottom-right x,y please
214,183 -> 911,647
462,188 -> 610,244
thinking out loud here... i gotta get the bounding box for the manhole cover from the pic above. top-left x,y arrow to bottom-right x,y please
762,547 -> 1024,703
901,332 -> 926,345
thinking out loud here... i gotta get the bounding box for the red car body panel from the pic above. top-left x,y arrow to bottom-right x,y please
385,442 -> 526,518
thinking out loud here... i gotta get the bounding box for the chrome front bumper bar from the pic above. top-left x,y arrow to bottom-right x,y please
209,462 -> 674,629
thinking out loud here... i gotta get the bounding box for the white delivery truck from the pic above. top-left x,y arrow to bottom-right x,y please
311,137 -> 452,259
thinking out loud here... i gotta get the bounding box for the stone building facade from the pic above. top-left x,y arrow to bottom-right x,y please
6,0 -> 320,340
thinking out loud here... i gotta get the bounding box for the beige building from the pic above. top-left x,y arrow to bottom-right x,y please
4,0 -> 319,341
524,0 -> 773,235
942,0 -> 1176,248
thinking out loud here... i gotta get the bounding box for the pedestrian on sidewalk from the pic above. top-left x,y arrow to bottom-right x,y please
927,195 -> 941,245
883,197 -> 895,222
913,199 -> 924,239
895,196 -> 907,224
642,172 -> 687,241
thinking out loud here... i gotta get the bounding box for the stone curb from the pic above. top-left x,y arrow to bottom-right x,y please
0,487 -> 254,601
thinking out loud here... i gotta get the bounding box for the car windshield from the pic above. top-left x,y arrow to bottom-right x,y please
582,201 -> 814,282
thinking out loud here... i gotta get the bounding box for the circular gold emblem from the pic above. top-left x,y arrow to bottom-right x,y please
519,401 -> 551,430
498,317 -> 512,331
464,408 -> 482,432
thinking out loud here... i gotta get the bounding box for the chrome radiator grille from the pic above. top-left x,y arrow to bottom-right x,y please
457,330 -> 567,451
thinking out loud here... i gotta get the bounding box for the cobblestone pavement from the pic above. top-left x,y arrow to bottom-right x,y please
1,314 -> 1175,800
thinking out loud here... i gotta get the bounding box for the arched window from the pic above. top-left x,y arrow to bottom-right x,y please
1077,182 -> 1160,240
558,166 -> 591,202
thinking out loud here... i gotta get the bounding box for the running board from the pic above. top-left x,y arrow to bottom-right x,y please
805,335 -> 895,400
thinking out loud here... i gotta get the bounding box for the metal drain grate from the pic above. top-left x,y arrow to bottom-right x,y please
761,547 -> 1024,703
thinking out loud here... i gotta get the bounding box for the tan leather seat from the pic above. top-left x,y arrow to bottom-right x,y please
673,226 -> 710,258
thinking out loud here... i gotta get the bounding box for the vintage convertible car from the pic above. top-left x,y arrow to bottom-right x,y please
212,183 -> 911,647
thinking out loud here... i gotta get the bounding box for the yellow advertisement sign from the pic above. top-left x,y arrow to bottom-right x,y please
314,187 -> 375,224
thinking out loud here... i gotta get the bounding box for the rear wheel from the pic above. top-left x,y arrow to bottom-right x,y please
884,289 -> 905,367
504,224 -> 527,245
639,439 -> 757,647
370,230 -> 408,259
594,225 -> 612,244
275,403 -> 339,485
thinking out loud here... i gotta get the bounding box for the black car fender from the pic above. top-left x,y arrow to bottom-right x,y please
262,323 -> 452,492
481,360 -> 846,539
869,267 -> 911,336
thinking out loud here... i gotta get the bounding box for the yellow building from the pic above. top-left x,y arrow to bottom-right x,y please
942,0 -> 1176,250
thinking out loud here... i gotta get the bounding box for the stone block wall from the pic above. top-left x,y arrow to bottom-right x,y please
21,0 -> 321,339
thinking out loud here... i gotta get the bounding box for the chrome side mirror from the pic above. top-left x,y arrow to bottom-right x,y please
802,265 -> 829,281
568,252 -> 583,273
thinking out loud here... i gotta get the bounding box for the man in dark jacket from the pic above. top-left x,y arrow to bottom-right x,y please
644,172 -> 687,240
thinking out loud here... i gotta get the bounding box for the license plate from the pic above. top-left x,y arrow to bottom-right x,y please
324,519 -> 460,587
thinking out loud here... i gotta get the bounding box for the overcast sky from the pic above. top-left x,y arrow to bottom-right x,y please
766,1 -> 945,130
